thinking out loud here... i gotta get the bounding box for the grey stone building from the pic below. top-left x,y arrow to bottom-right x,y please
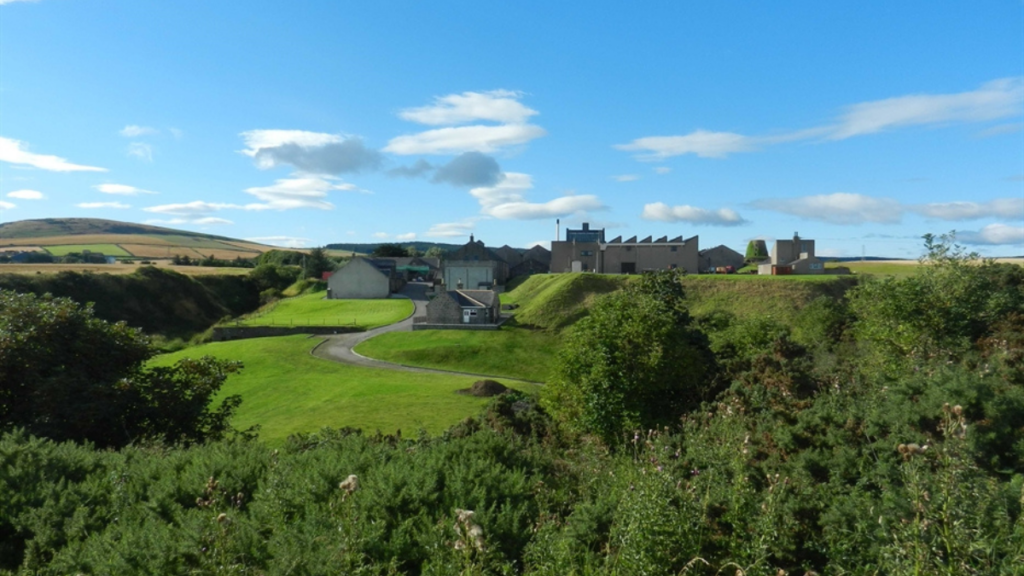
443,235 -> 509,288
757,233 -> 825,275
327,257 -> 392,299
425,289 -> 501,325
699,245 -> 745,272
550,223 -> 700,274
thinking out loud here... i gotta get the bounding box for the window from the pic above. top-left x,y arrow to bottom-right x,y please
670,246 -> 677,252
581,250 -> 593,256
625,246 -> 632,252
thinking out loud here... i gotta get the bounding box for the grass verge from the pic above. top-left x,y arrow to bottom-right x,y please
150,334 -> 536,444
354,327 -> 558,383
235,290 -> 413,329
44,243 -> 132,257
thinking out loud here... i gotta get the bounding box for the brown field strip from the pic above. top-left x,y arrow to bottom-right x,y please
0,262 -> 252,276
184,247 -> 262,260
220,240 -> 276,252
119,244 -> 205,259
0,246 -> 44,253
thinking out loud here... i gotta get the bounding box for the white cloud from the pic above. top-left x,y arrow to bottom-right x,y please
654,167 -> 672,175
910,198 -> 1024,221
143,200 -> 240,217
147,217 -> 233,226
7,189 -> 44,200
0,201 -> 15,210
127,142 -> 153,161
488,195 -> 605,220
469,172 -> 605,220
120,125 -> 158,137
958,224 -> 1024,246
426,220 -> 476,238
641,202 -> 747,226
384,124 -> 546,155
245,236 -> 310,248
749,193 -> 903,225
0,0 -> 40,5
240,129 -> 381,174
617,78 -> 1024,160
77,202 -> 130,209
395,232 -> 417,241
93,183 -> 158,195
0,136 -> 107,172
830,78 -> 1024,140
615,130 -> 756,160
612,174 -> 640,182
976,122 -> 1024,138
399,90 -> 538,125
243,175 -> 360,211
373,232 -> 389,239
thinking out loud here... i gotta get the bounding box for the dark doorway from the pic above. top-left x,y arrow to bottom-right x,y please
620,262 -> 636,274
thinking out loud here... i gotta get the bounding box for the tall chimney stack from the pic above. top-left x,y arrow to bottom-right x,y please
556,219 -> 560,240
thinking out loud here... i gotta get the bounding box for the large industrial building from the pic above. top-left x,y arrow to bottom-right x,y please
550,223 -> 700,274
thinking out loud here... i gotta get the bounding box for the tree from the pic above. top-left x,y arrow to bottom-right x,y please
372,243 -> 411,257
848,232 -> 1021,376
0,291 -> 245,447
424,246 -> 446,260
303,246 -> 334,279
405,246 -> 423,257
543,271 -> 717,444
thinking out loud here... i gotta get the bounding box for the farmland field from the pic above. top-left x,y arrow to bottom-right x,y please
0,262 -> 252,276
150,334 -> 536,443
234,290 -> 413,328
43,243 -> 133,257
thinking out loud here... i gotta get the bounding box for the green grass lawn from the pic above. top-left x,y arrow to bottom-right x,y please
44,243 -> 132,257
828,261 -> 921,276
354,327 -> 559,383
235,290 -> 413,329
151,335 -> 536,444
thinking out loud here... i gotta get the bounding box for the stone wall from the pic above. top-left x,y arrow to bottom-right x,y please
212,325 -> 363,341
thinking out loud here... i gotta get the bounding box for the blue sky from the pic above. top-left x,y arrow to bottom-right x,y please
1,1 -> 1022,257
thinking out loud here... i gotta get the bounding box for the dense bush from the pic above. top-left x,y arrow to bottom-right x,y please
0,267 -> 263,339
0,291 -> 247,449
2,236 -> 1022,574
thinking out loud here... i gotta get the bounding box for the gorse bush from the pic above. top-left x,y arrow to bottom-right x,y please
1,235 -> 1022,574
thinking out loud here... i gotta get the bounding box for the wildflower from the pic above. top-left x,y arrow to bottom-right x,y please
216,513 -> 229,524
338,474 -> 359,495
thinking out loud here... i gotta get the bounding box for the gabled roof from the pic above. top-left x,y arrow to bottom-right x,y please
454,289 -> 498,307
339,257 -> 389,278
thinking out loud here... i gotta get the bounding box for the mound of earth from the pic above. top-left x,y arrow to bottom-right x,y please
456,380 -> 509,397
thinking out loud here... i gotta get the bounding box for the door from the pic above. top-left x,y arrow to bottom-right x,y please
462,309 -> 471,324
620,262 -> 636,274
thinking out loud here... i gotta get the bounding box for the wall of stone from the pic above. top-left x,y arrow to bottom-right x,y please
212,326 -> 363,341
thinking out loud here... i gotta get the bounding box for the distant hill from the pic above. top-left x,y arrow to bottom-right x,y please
0,217 -> 277,261
325,241 -> 466,254
0,218 -> 242,241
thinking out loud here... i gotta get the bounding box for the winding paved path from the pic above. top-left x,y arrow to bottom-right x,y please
310,282 -> 538,382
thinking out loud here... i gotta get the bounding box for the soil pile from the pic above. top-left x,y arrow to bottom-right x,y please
457,379 -> 509,397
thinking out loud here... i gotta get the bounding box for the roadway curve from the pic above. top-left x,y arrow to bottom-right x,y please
310,282 -> 536,382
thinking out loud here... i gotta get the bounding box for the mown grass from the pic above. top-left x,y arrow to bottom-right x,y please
235,290 -> 413,329
354,327 -> 559,383
828,261 -> 920,276
44,243 -> 132,257
150,335 -> 536,444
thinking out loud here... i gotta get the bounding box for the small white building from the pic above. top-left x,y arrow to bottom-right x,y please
327,257 -> 391,299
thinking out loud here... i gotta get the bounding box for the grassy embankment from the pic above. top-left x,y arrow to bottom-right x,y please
43,243 -> 133,257
357,272 -> 862,381
232,289 -> 413,329
151,335 -> 535,444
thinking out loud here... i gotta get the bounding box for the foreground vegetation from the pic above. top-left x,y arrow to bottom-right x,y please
151,335 -> 532,443
2,234 -> 1023,574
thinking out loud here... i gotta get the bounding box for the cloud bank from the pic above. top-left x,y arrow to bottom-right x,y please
641,202 -> 747,226
0,136 -> 106,172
